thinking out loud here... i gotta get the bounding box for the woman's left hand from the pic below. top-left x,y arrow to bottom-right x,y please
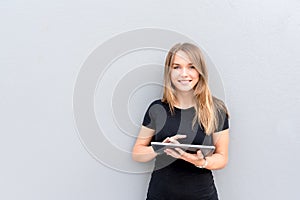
164,148 -> 205,165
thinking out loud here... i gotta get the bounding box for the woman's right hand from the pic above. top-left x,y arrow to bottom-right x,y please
163,134 -> 187,158
162,134 -> 187,144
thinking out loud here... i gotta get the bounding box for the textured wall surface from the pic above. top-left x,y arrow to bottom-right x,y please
1,0 -> 300,199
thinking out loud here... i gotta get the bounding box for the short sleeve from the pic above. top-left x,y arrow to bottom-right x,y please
142,100 -> 168,131
142,106 -> 155,129
142,102 -> 156,130
216,108 -> 229,132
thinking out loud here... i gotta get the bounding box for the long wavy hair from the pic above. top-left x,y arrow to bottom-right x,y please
162,43 -> 229,135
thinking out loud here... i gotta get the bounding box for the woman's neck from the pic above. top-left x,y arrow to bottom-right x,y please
175,91 -> 196,109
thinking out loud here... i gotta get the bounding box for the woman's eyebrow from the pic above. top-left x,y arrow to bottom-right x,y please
172,63 -> 193,65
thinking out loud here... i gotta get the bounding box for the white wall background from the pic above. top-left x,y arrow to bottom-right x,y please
1,0 -> 300,199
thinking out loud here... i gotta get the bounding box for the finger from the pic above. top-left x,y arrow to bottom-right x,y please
175,148 -> 185,156
164,149 -> 170,155
168,137 -> 180,144
174,148 -> 197,163
162,137 -> 170,143
165,148 -> 181,158
168,135 -> 187,144
173,134 -> 187,140
197,150 -> 204,159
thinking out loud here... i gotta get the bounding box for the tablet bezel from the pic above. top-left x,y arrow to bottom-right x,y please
151,142 -> 215,157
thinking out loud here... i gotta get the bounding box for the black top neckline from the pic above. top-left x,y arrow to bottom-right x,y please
174,106 -> 195,111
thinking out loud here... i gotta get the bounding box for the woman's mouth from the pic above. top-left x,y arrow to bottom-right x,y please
178,80 -> 192,85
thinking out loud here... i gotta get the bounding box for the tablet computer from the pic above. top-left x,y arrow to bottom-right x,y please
151,142 -> 215,157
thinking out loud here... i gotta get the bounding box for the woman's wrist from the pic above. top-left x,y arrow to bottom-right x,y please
195,158 -> 208,169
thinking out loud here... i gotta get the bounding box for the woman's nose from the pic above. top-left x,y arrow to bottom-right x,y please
181,67 -> 188,76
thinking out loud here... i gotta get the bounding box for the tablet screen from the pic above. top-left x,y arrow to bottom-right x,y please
151,142 -> 215,157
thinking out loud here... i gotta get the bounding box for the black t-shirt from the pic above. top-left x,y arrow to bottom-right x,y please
143,99 -> 229,199
142,99 -> 229,171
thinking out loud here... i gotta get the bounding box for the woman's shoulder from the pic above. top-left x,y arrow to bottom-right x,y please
146,99 -> 169,111
148,99 -> 168,106
212,96 -> 229,117
212,96 -> 230,131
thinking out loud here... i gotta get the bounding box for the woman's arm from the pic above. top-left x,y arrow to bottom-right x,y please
132,126 -> 157,162
200,128 -> 229,170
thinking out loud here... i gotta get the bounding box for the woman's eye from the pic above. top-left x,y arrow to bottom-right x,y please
173,66 -> 179,69
190,66 -> 195,69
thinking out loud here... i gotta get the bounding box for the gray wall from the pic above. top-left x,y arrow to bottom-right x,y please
1,0 -> 300,199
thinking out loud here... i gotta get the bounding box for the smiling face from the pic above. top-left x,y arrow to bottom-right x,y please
170,51 -> 200,93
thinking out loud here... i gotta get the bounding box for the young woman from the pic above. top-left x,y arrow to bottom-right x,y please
132,43 -> 230,200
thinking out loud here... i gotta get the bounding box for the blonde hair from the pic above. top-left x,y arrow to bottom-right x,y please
162,43 -> 229,134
